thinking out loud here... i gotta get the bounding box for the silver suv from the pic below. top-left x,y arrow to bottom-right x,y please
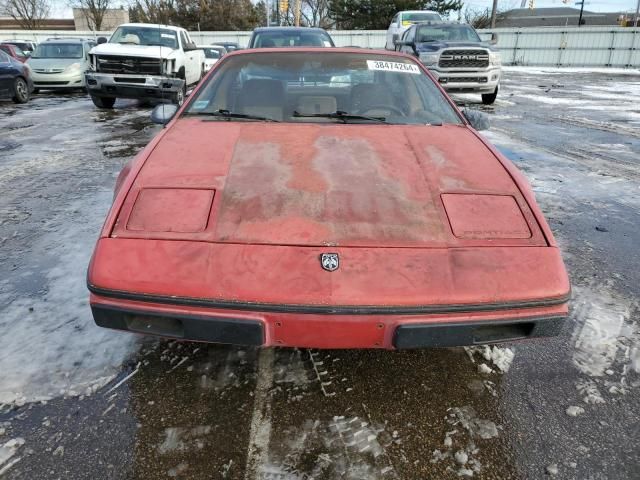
27,38 -> 95,92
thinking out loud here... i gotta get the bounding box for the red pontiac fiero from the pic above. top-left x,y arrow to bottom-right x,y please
87,49 -> 570,349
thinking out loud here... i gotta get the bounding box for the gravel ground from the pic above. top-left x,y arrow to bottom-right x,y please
0,67 -> 638,479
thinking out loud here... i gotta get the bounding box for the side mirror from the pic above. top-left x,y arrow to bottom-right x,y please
97,36 -> 108,45
462,109 -> 490,131
183,42 -> 198,52
490,33 -> 498,45
392,33 -> 399,43
396,39 -> 416,52
151,103 -> 179,125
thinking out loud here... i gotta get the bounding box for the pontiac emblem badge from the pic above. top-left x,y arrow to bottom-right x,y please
320,253 -> 339,272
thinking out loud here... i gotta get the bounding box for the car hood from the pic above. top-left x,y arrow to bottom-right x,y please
113,121 -> 545,248
27,57 -> 82,69
90,43 -> 176,58
416,41 -> 496,53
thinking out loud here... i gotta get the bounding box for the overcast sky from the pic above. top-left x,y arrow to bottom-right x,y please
51,0 -> 639,20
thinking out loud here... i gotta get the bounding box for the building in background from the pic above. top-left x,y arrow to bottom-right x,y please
72,8 -> 128,31
496,7 -> 629,27
0,17 -> 75,30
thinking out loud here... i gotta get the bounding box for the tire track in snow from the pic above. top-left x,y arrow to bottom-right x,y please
244,348 -> 275,480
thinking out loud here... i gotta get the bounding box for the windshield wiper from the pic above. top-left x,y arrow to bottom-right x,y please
187,109 -> 281,122
292,110 -> 388,124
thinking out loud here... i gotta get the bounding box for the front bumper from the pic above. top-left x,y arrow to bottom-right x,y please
90,292 -> 568,349
88,239 -> 570,349
427,67 -> 501,94
31,70 -> 85,89
85,72 -> 184,99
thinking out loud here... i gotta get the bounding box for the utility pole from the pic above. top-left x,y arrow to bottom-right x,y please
577,0 -> 585,27
635,0 -> 640,27
490,0 -> 499,28
295,0 -> 301,26
266,0 -> 270,27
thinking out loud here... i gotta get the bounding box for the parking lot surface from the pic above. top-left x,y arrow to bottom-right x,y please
1,67 -> 639,479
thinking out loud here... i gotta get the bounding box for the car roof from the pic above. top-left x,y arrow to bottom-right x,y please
225,46 -> 416,59
252,27 -> 329,32
41,38 -> 93,44
117,23 -> 184,31
398,10 -> 440,14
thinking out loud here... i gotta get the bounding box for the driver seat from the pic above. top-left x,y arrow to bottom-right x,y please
350,84 -> 394,114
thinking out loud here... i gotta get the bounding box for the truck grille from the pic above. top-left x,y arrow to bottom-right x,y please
96,55 -> 162,75
439,50 -> 489,69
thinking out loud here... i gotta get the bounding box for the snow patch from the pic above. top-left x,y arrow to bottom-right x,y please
0,437 -> 25,474
565,406 -> 585,417
261,416 -> 398,479
465,346 -> 515,373
158,426 -> 212,455
431,406 -> 500,477
571,285 -> 635,377
0,191 -> 138,407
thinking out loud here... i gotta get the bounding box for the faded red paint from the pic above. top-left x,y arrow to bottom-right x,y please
89,48 -> 570,349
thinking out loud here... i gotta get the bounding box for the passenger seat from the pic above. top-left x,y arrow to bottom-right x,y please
237,79 -> 286,121
350,84 -> 394,114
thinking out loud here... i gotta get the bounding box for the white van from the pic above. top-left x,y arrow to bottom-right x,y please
385,10 -> 442,50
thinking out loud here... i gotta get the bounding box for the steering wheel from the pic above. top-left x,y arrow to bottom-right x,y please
358,104 -> 406,116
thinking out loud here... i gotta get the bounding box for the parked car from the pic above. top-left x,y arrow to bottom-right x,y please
86,23 -> 206,108
0,50 -> 33,103
248,27 -> 335,48
198,45 -> 227,71
385,10 -> 442,50
87,48 -> 570,350
216,42 -> 240,52
2,39 -> 37,57
0,43 -> 29,63
396,22 -> 501,104
27,38 -> 95,92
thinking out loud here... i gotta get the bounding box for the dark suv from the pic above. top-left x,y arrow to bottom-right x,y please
248,27 -> 335,48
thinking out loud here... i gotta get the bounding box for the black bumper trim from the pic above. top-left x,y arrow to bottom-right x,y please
393,315 -> 566,349
91,305 -> 264,346
88,283 -> 570,316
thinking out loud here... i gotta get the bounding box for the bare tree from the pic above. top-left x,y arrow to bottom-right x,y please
301,0 -> 331,28
1,0 -> 51,30
69,0 -> 113,31
465,0 -> 517,29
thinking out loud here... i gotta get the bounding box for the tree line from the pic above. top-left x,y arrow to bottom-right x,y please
1,0 -> 487,32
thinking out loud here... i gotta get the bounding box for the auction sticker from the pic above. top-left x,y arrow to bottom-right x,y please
366,60 -> 420,74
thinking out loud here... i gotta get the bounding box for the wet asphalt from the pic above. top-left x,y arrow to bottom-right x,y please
0,69 -> 639,479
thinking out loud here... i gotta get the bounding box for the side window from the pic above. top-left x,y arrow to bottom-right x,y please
390,14 -> 398,27
404,26 -> 415,42
180,31 -> 189,50
0,50 -> 10,62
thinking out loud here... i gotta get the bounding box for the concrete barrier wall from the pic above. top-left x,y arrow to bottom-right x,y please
2,26 -> 638,67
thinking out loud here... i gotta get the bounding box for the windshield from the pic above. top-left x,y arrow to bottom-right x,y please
401,12 -> 441,24
202,48 -> 221,59
416,25 -> 481,43
110,27 -> 178,49
253,31 -> 333,48
6,42 -> 31,53
184,52 -> 462,125
32,43 -> 83,59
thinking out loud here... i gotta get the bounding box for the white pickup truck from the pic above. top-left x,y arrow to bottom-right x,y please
85,23 -> 205,109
